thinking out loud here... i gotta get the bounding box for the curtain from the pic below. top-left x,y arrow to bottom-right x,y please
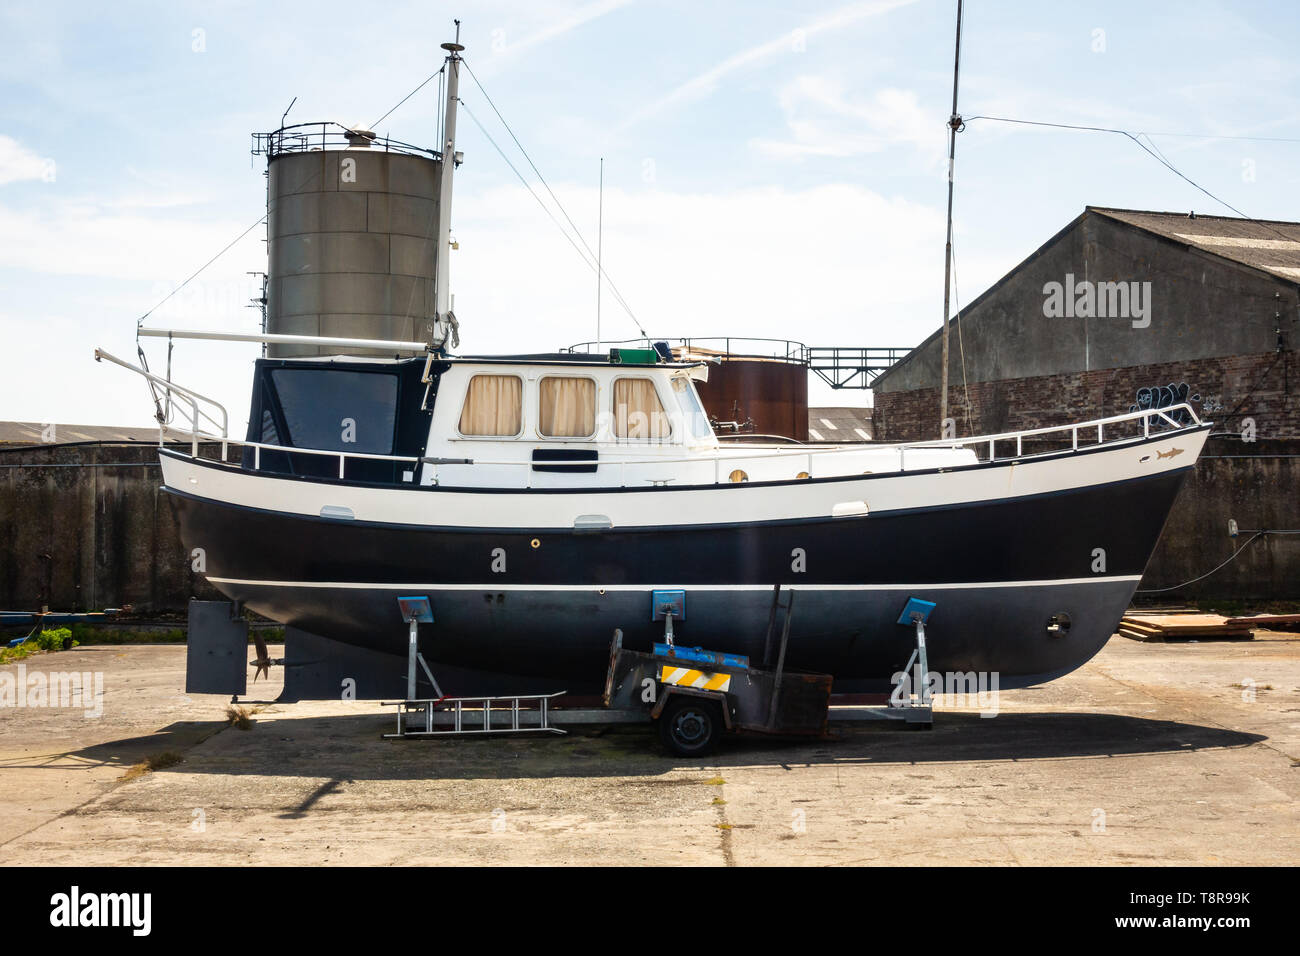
614,378 -> 672,440
458,375 -> 522,436
539,377 -> 596,437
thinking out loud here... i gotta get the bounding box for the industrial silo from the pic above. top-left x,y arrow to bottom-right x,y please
673,341 -> 810,442
255,124 -> 444,357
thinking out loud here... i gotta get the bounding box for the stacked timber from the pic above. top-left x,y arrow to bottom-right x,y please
1223,613 -> 1300,631
1118,613 -> 1255,642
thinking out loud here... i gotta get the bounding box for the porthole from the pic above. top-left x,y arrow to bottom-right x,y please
530,538 -> 541,549
796,471 -> 810,480
729,469 -> 749,483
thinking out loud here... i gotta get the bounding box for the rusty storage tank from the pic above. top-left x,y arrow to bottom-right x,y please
675,340 -> 809,442
255,123 -> 442,357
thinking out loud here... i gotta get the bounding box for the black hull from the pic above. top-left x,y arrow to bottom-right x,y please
168,465 -> 1192,693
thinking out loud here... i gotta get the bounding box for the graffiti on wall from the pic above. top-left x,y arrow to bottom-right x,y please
1129,382 -> 1201,424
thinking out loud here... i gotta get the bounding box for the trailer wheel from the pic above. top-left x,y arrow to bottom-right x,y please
659,697 -> 723,757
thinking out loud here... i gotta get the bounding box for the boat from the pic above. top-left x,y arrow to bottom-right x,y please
96,36 -> 1210,696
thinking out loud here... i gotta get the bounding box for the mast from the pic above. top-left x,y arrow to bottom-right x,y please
434,22 -> 464,348
940,0 -> 963,437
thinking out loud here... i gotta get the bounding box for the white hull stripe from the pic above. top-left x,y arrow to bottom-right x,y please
207,576 -> 1141,591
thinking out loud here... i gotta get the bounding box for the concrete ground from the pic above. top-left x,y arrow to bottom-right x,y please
1,633 -> 1297,866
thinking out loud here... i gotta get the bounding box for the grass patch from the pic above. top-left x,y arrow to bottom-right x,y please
0,627 -> 77,664
711,797 -> 727,806
714,823 -> 733,830
121,751 -> 184,781
225,705 -> 262,730
62,624 -> 284,646
704,776 -> 726,786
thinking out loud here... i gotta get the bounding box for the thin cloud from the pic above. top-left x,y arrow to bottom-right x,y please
476,0 -> 635,71
617,0 -> 919,131
0,135 -> 54,186
751,77 -> 937,159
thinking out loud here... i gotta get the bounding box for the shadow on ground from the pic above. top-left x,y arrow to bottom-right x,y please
16,710 -> 1267,782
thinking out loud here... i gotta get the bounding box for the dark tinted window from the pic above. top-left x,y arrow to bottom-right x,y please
271,368 -> 398,454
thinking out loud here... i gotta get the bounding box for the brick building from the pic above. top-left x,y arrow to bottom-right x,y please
872,207 -> 1299,600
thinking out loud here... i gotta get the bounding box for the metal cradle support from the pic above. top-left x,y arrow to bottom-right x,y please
383,594 -> 567,738
381,692 -> 568,738
891,597 -> 936,726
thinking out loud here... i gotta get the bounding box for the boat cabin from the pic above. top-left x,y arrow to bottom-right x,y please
241,350 -> 735,489
237,348 -> 977,490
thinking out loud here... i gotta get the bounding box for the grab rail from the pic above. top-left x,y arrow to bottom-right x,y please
93,349 -> 230,458
159,406 -> 1205,486
95,344 -> 1201,485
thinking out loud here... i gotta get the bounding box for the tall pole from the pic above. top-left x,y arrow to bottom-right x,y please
940,0 -> 963,437
596,158 -> 604,353
434,22 -> 464,343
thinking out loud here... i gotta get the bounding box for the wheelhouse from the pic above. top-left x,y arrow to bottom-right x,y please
239,351 -> 724,489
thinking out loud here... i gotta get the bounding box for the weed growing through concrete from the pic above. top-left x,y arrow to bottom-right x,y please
122,751 -> 184,781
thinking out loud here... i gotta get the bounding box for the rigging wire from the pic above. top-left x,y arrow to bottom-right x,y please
372,64 -> 445,131
458,102 -> 606,279
963,114 -> 1299,243
137,215 -> 267,324
460,57 -> 648,338
948,235 -> 973,436
458,97 -> 646,336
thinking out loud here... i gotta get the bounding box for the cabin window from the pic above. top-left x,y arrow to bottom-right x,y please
538,376 -> 596,438
458,374 -> 523,437
671,377 -> 714,440
613,377 -> 672,440
270,368 -> 397,454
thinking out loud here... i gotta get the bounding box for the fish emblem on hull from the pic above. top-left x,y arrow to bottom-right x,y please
1156,447 -> 1185,460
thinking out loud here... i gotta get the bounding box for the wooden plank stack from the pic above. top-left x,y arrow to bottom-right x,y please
1223,613 -> 1300,630
1118,613 -> 1255,642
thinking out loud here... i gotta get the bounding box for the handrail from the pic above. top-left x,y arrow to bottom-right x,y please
97,341 -> 1201,484
251,121 -> 439,161
94,349 -> 229,457
159,403 -> 1203,486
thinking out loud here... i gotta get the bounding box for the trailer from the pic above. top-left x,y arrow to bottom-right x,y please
380,589 -> 939,756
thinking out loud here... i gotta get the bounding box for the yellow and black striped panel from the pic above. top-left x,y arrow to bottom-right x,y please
659,665 -> 732,693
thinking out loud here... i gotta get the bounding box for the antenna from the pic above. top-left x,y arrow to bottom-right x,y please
940,0 -> 964,438
596,157 -> 604,354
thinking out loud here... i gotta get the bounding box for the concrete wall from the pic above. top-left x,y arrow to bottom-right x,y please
0,443 -> 219,613
1141,437 -> 1300,600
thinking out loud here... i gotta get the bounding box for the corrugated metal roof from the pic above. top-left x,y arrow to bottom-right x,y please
1091,206 -> 1300,283
807,406 -> 872,442
0,422 -> 189,445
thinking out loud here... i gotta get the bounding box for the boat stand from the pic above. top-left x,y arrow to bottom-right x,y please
381,596 -> 568,738
886,597 -> 936,727
381,691 -> 568,738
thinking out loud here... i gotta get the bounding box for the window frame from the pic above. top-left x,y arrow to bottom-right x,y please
610,374 -> 675,443
534,373 -> 599,441
453,372 -> 526,440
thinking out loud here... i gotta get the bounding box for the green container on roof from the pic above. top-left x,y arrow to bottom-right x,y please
610,348 -> 659,365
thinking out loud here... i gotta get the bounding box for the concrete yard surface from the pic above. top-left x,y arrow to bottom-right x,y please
1,634 -> 1297,866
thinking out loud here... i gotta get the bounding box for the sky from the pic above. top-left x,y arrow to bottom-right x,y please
1,0 -> 1298,430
